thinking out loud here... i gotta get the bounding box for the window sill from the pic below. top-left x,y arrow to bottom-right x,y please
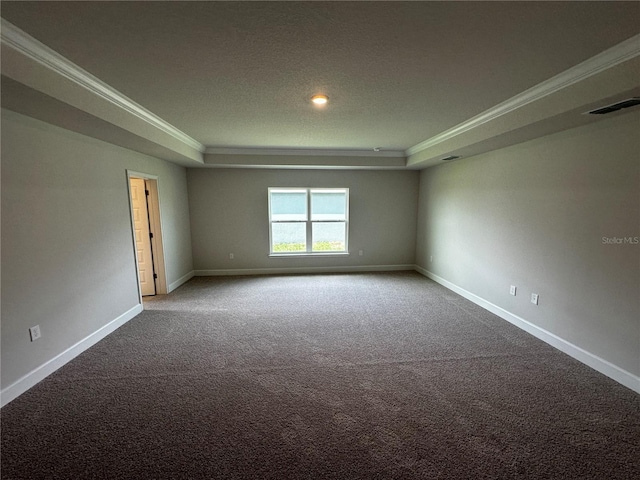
269,252 -> 351,258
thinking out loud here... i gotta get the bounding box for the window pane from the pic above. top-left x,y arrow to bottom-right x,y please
311,191 -> 346,221
312,222 -> 346,251
271,191 -> 307,221
272,223 -> 306,252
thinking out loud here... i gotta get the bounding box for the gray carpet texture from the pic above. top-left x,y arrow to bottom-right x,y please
1,272 -> 638,479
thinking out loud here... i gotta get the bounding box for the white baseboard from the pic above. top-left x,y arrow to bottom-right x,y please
414,265 -> 640,394
167,270 -> 195,293
194,264 -> 415,277
0,304 -> 143,407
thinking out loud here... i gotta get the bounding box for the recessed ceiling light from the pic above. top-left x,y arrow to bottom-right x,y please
311,94 -> 328,106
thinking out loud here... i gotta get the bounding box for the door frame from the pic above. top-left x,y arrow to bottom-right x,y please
126,170 -> 168,301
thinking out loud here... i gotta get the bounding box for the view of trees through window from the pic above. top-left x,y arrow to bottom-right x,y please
269,188 -> 348,253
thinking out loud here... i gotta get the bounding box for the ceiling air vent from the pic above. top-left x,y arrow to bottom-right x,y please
441,155 -> 460,161
587,97 -> 640,115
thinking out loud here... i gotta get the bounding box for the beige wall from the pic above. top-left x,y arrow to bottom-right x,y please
416,111 -> 640,376
1,110 -> 194,390
187,168 -> 419,272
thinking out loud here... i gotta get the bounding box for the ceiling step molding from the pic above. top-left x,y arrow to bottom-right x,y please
1,18 -> 205,154
406,34 -> 640,156
204,147 -> 406,158
3,17 -> 637,165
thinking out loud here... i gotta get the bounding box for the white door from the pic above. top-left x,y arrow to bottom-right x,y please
130,178 -> 156,296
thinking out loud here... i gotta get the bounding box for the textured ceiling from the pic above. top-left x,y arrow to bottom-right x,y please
1,1 -> 639,152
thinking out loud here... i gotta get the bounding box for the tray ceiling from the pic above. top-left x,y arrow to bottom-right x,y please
2,1 -> 639,168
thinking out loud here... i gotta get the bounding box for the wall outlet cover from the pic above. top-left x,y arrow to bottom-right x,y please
29,325 -> 41,341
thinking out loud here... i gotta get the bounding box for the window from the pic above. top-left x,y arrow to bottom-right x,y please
269,188 -> 349,255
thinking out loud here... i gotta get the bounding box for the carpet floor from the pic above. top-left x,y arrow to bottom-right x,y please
1,272 -> 638,479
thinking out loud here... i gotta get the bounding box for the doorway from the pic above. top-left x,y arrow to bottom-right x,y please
127,172 -> 168,299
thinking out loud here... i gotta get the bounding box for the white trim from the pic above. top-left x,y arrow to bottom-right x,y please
1,18 -> 205,154
205,147 -> 406,157
195,264 -> 415,276
145,180 -> 168,294
406,34 -> 640,156
268,253 -> 350,257
201,164 -> 410,171
414,266 -> 640,394
127,170 -> 158,181
125,173 -> 144,304
0,304 -> 143,407
268,187 -> 350,255
126,171 -> 168,295
168,270 -> 195,293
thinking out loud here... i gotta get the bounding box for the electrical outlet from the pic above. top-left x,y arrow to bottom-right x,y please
358,250 -> 363,256
29,325 -> 41,342
531,293 -> 539,305
510,285 -> 517,296
229,253 -> 234,260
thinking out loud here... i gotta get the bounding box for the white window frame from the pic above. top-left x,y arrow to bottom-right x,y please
268,187 -> 349,256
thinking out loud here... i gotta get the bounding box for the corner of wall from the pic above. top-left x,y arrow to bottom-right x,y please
1,304 -> 143,407
413,265 -> 640,394
167,270 -> 195,293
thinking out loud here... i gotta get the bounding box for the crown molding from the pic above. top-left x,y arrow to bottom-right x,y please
1,18 -> 205,153
4,16 -> 637,163
406,33 -> 640,156
204,147 -> 406,158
